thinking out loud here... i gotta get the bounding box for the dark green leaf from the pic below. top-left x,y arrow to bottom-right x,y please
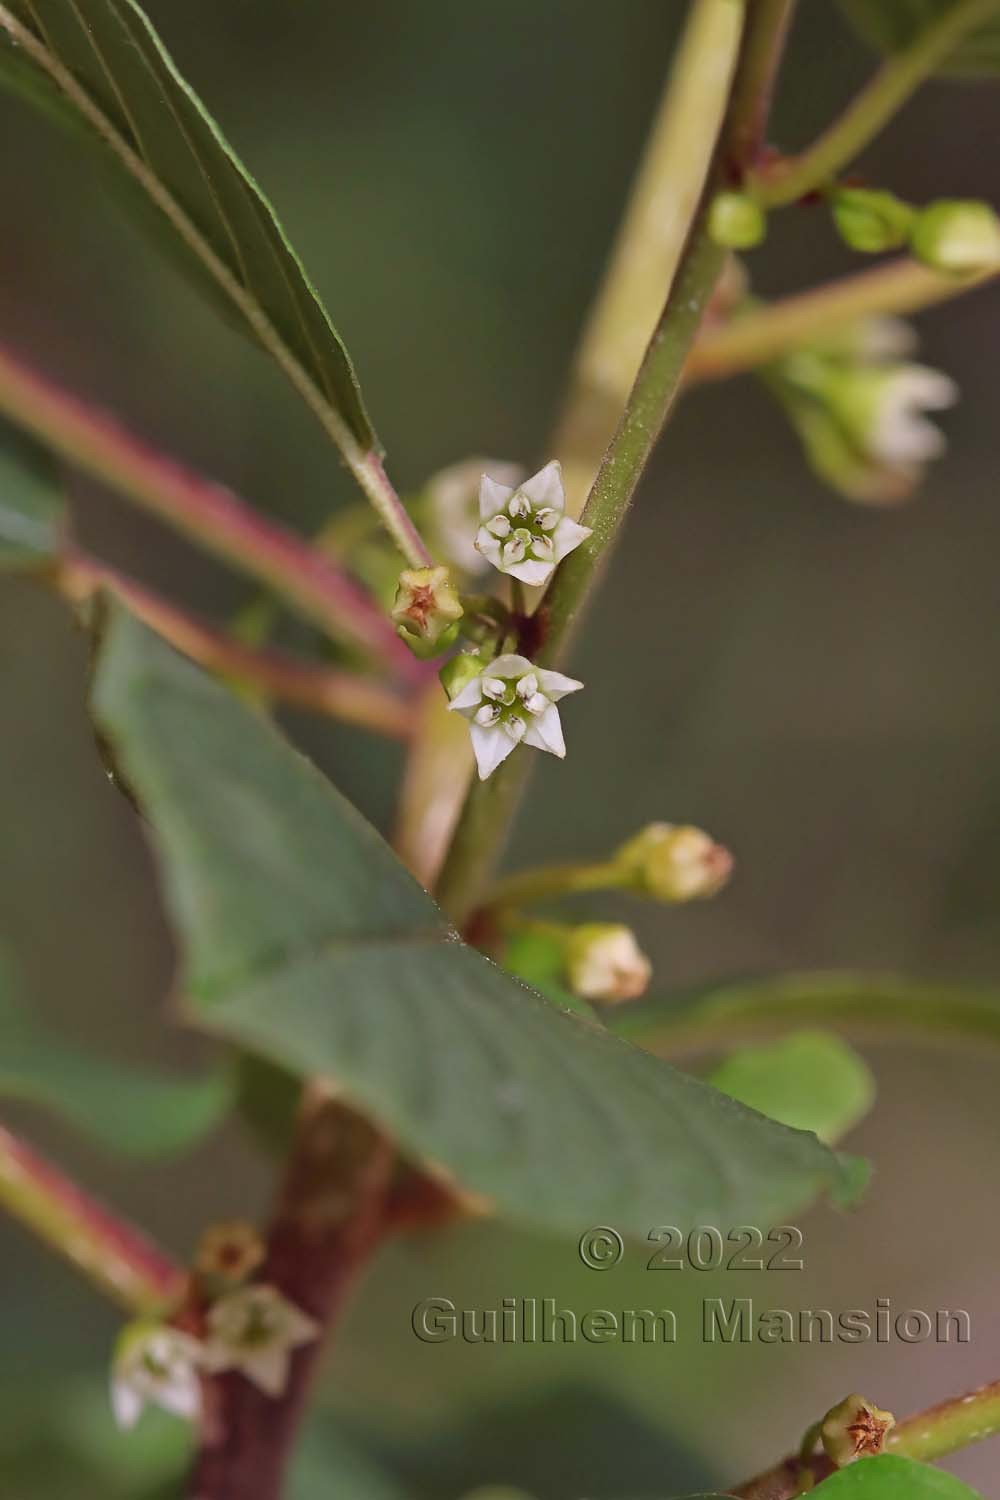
90,606 -> 865,1237
812,1455 -> 982,1498
837,1 -> 1000,78
708,1030 -> 875,1144
0,0 -> 376,450
0,955 -> 234,1156
0,415 -> 63,569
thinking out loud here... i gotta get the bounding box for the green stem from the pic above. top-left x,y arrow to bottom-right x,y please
435,0 -> 796,923
725,0 -> 798,172
732,1378 -> 1000,1497
750,0 -> 1000,207
0,1125 -> 184,1313
0,5 -> 431,570
0,343 -> 416,676
486,858 -> 627,911
690,255 -> 997,379
611,971 -> 1000,1055
61,551 -> 415,739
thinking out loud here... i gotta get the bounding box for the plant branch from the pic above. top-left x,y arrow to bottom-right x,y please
434,0 -> 794,923
485,858 -> 627,911
730,1378 -> 1000,1497
689,256 -> 998,380
0,343 -> 415,674
0,1124 -> 184,1313
189,1094 -> 396,1500
60,551 -> 415,739
749,0 -> 1000,207
0,5 -> 431,570
551,0 -> 749,515
725,0 -> 798,173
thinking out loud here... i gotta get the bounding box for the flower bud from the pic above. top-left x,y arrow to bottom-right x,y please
564,923 -> 652,1004
194,1220 -> 265,1285
708,191 -> 766,250
910,199 -> 1000,273
820,1393 -> 895,1465
439,650 -> 485,701
392,565 -> 463,656
830,187 -> 914,254
615,823 -> 733,903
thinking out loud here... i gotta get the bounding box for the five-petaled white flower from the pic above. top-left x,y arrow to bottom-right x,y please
448,652 -> 583,780
475,460 -> 591,586
110,1321 -> 204,1430
203,1284 -> 319,1397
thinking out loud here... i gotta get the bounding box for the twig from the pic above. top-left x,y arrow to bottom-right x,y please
61,551 -> 415,739
0,1125 -> 184,1313
0,343 -> 414,674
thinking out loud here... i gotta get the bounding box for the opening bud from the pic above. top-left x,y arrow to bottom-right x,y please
708,191 -> 767,250
910,199 -> 1000,273
615,822 -> 733,903
439,651 -> 485,701
392,565 -> 463,656
830,187 -> 914,254
564,923 -> 652,1004
820,1393 -> 895,1466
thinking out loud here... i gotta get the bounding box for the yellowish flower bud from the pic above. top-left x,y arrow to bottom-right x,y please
709,190 -> 767,250
830,187 -> 914,254
564,923 -> 651,1004
194,1220 -> 265,1284
615,823 -> 733,903
821,1393 -> 895,1466
910,199 -> 1000,273
392,565 -> 463,655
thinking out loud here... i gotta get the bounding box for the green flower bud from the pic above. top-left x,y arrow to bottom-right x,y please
439,651 -> 484,701
830,187 -> 914,254
910,199 -> 1000,273
708,190 -> 767,250
820,1393 -> 895,1466
615,822 -> 733,903
564,923 -> 651,1004
392,565 -> 464,656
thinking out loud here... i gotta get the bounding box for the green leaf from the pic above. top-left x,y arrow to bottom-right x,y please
0,955 -> 234,1156
89,605 -> 864,1237
837,0 -> 1000,78
812,1454 -> 982,1498
0,0 -> 376,451
709,1030 -> 875,1144
0,415 -> 63,569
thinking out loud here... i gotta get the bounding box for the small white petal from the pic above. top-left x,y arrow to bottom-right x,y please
447,676 -> 486,714
480,474 -> 514,521
474,529 -> 502,568
111,1379 -> 143,1431
157,1372 -> 203,1422
486,514 -> 511,537
474,703 -> 500,726
482,677 -> 507,700
534,506 -> 559,532
524,691 -> 548,715
502,536 -> 527,565
516,673 -> 538,699
520,459 -> 564,513
531,534 -> 555,560
508,492 -> 532,520
489,654 -> 535,678
550,515 -> 592,563
470,722 -> 519,779
535,669 -> 584,701
503,556 -> 556,586
502,714 -> 527,742
523,703 -> 566,757
242,1346 -> 292,1397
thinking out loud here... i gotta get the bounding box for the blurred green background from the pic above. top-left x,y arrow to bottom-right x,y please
2,2 -> 1000,1495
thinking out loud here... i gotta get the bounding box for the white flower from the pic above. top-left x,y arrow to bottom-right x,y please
448,652 -> 583,779
203,1284 -> 319,1397
565,924 -> 652,1004
427,457 -> 525,574
475,460 -> 591,586
110,1321 -> 204,1430
861,364 -> 959,467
